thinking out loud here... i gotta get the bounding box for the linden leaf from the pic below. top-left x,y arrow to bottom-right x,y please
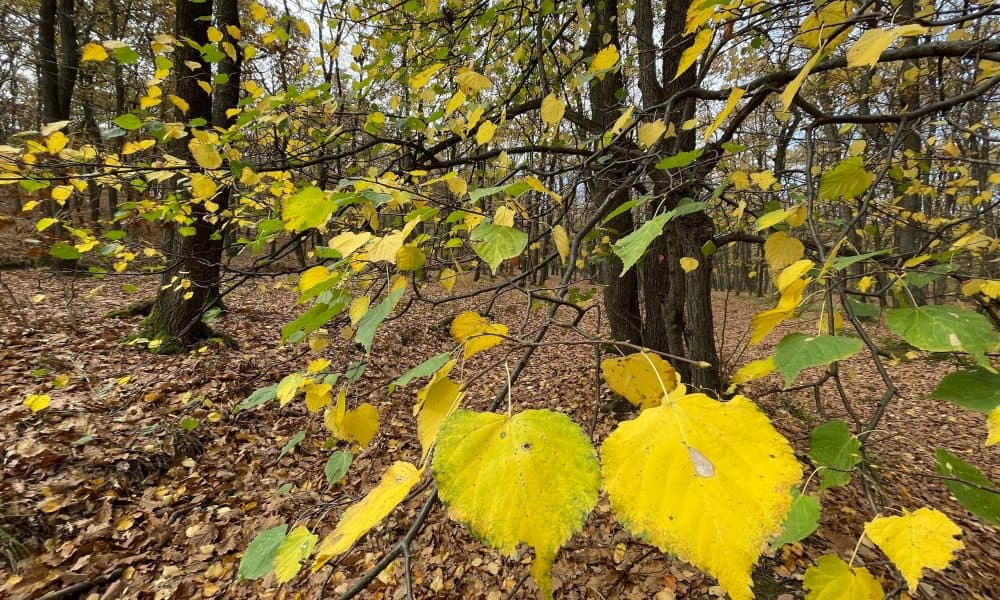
415,360 -> 463,463
602,393 -> 802,600
238,524 -> 288,580
540,94 -> 565,126
455,70 -> 493,94
409,63 -> 444,90
988,407 -> 1000,447
637,119 -> 666,148
764,231 -> 805,272
551,224 -> 570,264
188,138 -> 223,169
303,381 -> 332,413
819,156 -> 874,200
803,555 -> 884,600
325,390 -> 379,449
887,305 -> 999,371
730,357 -> 775,385
808,420 -> 862,490
703,87 -> 744,140
273,525 -> 317,583
864,507 -> 963,591
589,43 -> 619,76
602,352 -> 677,410
773,333 -> 862,387
450,311 -> 508,360
396,245 -> 426,271
282,186 -> 335,233
432,409 -> 600,599
470,222 -> 527,274
680,257 -> 699,273
312,462 -> 423,570
934,448 -> 1000,525
674,28 -> 712,80
475,120 -> 497,145
299,266 -> 333,296
772,489 -> 820,548
23,394 -> 51,413
81,42 -> 109,62
847,24 -> 927,68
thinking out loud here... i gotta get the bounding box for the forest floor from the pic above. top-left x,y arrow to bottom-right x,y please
0,266 -> 998,600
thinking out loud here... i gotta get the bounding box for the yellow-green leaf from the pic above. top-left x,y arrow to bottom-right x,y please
325,390 -> 379,449
415,360 -> 463,463
540,94 -> 565,126
847,25 -> 927,68
189,173 -> 217,199
864,507 -> 963,591
312,462 -> 423,570
602,393 -> 802,600
348,295 -> 370,326
432,409 -> 600,599
764,231 -> 805,272
601,352 -> 677,410
780,49 -> 823,110
450,312 -> 507,360
674,28 -> 712,81
455,70 -> 493,94
409,63 -> 444,90
637,119 -> 667,148
803,555 -> 884,600
299,265 -> 333,295
273,525 -> 317,583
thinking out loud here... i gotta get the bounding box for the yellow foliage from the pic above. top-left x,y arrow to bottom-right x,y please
601,352 -> 677,410
803,555 -> 884,599
674,28 -> 712,80
325,390 -> 379,449
415,360 -> 463,463
986,407 -> 1000,447
589,44 -> 619,76
764,232 -> 805,272
540,94 -> 565,126
602,393 -> 802,600
864,507 -> 963,591
450,312 -> 508,360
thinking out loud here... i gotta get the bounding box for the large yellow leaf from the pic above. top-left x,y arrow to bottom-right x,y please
456,70 -> 493,94
450,312 -> 508,360
551,224 -> 570,264
674,28 -> 712,81
274,525 -> 317,583
188,138 -> 223,169
637,119 -> 667,148
415,360 -> 463,463
864,507 -> 963,591
325,390 -> 379,449
299,265 -> 333,295
589,44 -> 619,76
312,462 -> 423,570
601,352 -> 677,410
780,49 -> 823,110
987,406 -> 1000,446
409,63 -> 444,90
703,87 -> 745,140
847,25 -> 927,68
432,409 -> 600,599
602,393 -> 802,600
475,120 -> 497,145
764,231 -> 805,272
303,381 -> 332,413
540,94 -> 565,126
803,555 -> 884,599
328,231 -> 371,258
81,42 -> 108,62
365,230 -> 406,263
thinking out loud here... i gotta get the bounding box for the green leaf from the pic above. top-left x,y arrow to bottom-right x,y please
277,431 -> 306,460
234,384 -> 277,413
830,249 -> 891,271
113,114 -> 143,130
773,333 -> 862,387
282,186 -> 336,233
886,305 -> 999,371
468,185 -> 505,203
433,409 -> 600,599
49,243 -> 80,260
930,370 -> 1000,414
655,148 -> 704,170
355,287 -> 404,352
273,525 -> 318,583
846,297 -> 880,319
809,421 -> 862,490
935,448 -> 1000,525
392,352 -> 453,387
112,46 -> 140,64
470,223 -> 528,275
819,156 -> 874,200
324,451 -> 353,486
611,200 -> 709,276
281,289 -> 350,343
772,488 -> 821,547
238,524 -> 288,580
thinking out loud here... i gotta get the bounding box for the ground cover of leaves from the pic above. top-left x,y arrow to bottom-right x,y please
0,268 -> 997,599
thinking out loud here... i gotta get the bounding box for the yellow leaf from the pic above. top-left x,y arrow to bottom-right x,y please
444,90 -> 466,117
450,312 -> 508,360
328,231 -> 372,258
313,462 -> 423,569
552,224 -> 570,264
986,406 -> 1000,447
81,42 -> 109,62
589,44 -> 619,76
309,334 -> 330,352
703,87 -> 745,140
349,296 -> 370,325
680,257 -> 699,273
36,218 -> 57,232
637,119 -> 667,148
786,204 -> 807,227
750,261 -> 813,344
51,185 -> 73,204
409,63 -> 444,90
445,174 -> 467,197
276,373 -> 303,406
121,139 -> 155,155
188,139 -> 222,169
274,526 -> 318,583
674,28 -> 712,81
475,120 -> 497,145
23,394 -> 51,412
168,94 -> 190,114
857,275 -> 874,293
303,381 -> 332,413
307,358 -> 330,373
397,245 -> 426,271
781,49 -> 823,111
540,94 -> 565,126
751,170 -> 778,191
764,232 -> 805,272
803,555 -> 884,600
602,393 -> 802,600
325,390 -> 379,448
46,131 -> 69,155
847,25 -> 927,68
455,70 -> 493,94
493,205 -> 515,227
365,230 -> 406,264
731,357 -> 775,385
864,507 -> 963,591
415,360 -> 463,463
433,409 -> 599,599
601,352 -> 677,410
609,106 -> 634,135
189,173 -> 217,198
299,265 -> 332,294
206,26 -> 223,43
